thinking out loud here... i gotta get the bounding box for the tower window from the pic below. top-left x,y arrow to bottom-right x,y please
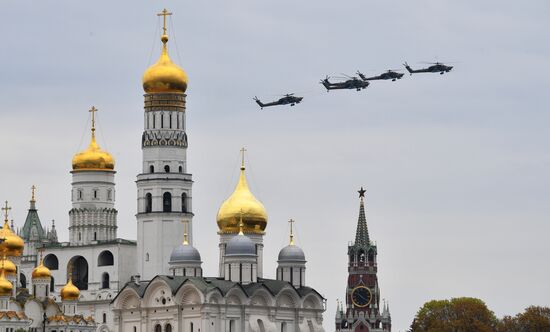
94,232 -> 97,241
103,313 -> 107,323
93,189 -> 98,199
78,190 -> 83,200
177,115 -> 180,129
107,189 -> 112,201
78,233 -> 81,241
153,114 -> 156,128
164,165 -> 170,173
145,193 -> 152,213
163,192 -> 172,212
161,113 -> 164,128
150,165 -> 155,173
170,113 -> 173,128
181,193 -> 187,213
178,165 -> 183,173
102,272 -> 110,289
146,253 -> 150,261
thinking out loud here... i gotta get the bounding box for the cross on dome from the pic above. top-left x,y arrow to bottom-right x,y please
1,201 -> 11,222
157,9 -> 172,37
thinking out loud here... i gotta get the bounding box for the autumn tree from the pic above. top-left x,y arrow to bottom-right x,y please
409,297 -> 497,332
496,306 -> 550,332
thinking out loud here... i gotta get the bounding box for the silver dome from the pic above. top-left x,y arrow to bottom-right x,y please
169,243 -> 202,265
225,234 -> 256,257
278,244 -> 306,262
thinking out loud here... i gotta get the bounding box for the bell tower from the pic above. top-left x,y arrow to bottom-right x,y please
136,9 -> 193,280
336,188 -> 391,332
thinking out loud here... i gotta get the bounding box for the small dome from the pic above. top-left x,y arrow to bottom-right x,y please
278,244 -> 306,262
32,259 -> 52,280
169,243 -> 201,265
60,279 -> 80,301
0,220 -> 24,257
0,272 -> 12,297
0,257 -> 16,276
217,167 -> 268,234
143,35 -> 188,94
72,135 -> 115,171
225,234 -> 256,257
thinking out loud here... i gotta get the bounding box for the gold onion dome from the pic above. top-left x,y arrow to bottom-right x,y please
142,18 -> 188,94
217,162 -> 268,234
0,257 -> 16,276
0,220 -> 24,257
72,107 -> 115,171
32,256 -> 51,280
60,278 -> 80,301
0,271 -> 12,297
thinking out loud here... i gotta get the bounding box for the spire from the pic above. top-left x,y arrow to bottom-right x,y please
288,219 -> 295,245
238,209 -> 244,235
183,220 -> 189,245
21,187 -> 45,241
354,187 -> 370,246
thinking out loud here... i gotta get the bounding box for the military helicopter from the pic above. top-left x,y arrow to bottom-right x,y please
253,94 -> 303,110
357,70 -> 404,82
403,62 -> 453,75
320,75 -> 369,92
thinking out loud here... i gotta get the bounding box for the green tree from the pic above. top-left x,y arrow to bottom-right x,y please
496,306 -> 550,332
409,297 -> 497,332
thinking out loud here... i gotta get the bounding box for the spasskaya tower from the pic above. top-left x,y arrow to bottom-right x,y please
335,188 -> 391,332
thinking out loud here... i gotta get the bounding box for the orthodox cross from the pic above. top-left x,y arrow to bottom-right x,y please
38,248 -> 44,262
1,201 -> 11,222
31,185 -> 36,202
89,106 -> 98,133
240,147 -> 247,168
288,219 -> 295,245
157,8 -> 172,35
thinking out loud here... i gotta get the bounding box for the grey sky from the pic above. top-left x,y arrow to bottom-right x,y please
1,1 -> 549,331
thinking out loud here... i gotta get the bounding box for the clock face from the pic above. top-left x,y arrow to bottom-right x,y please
351,286 -> 372,308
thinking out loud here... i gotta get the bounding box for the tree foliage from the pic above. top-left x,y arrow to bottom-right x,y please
496,306 -> 550,332
409,297 -> 497,332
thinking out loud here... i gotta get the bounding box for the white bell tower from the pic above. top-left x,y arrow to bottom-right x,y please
136,9 -> 193,280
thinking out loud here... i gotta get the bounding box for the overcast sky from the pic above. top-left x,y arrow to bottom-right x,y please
1,1 -> 549,331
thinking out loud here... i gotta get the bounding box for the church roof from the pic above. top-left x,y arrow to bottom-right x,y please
0,311 -> 28,321
114,276 -> 325,302
21,200 -> 45,241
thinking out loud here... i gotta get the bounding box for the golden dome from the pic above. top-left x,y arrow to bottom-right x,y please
60,278 -> 80,301
0,220 -> 24,257
217,165 -> 268,234
32,256 -> 51,280
0,257 -> 16,276
72,108 -> 115,171
142,33 -> 188,94
0,270 -> 12,297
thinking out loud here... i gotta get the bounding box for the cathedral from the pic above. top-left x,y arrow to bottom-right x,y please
1,9 -> 328,332
334,189 -> 391,332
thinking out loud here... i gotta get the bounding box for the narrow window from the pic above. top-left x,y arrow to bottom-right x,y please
78,190 -> 82,200
161,113 -> 164,128
239,263 -> 242,282
94,232 -> 97,241
177,114 -> 180,129
181,193 -> 187,213
50,277 -> 55,292
94,190 -> 98,199
164,165 -> 170,173
153,113 -> 156,128
169,113 -> 172,128
163,192 -> 172,212
107,190 -> 112,201
78,233 -> 81,241
145,193 -> 152,213
178,165 -> 183,173
102,313 -> 106,323
190,322 -> 194,332
146,253 -> 150,262
102,273 -> 110,289
150,165 -> 155,173
290,267 -> 293,285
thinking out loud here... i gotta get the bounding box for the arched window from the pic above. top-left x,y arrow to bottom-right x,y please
181,193 -> 187,213
150,165 -> 155,173
133,327 -> 137,332
146,253 -> 150,261
190,322 -> 194,332
20,273 -> 27,289
78,189 -> 83,200
50,276 -> 55,292
178,165 -> 183,173
164,165 -> 170,173
163,192 -> 172,212
44,254 -> 59,270
94,232 -> 97,241
155,324 -> 162,332
281,322 -> 287,332
69,256 -> 89,290
165,324 -> 172,332
102,313 -> 107,323
101,273 -> 110,289
258,319 -> 266,332
98,250 -> 114,266
145,193 -> 152,213
229,320 -> 235,332
169,113 -> 172,128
